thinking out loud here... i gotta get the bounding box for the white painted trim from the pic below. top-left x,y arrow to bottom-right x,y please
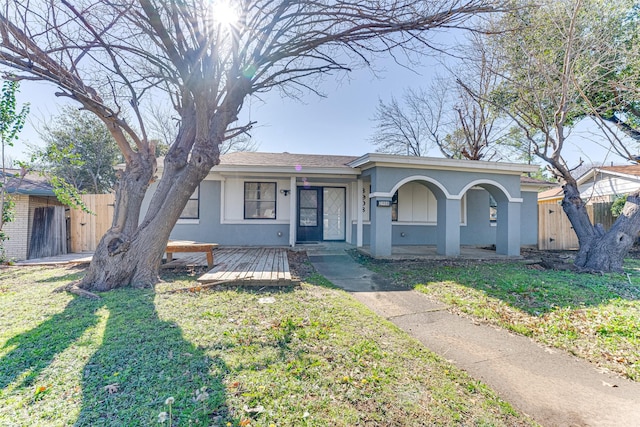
289,176 -> 296,247
370,183 -> 468,224
345,182 -> 353,243
222,220 -> 290,225
348,153 -> 539,173
391,221 -> 436,226
370,175 -> 454,199
456,179 -> 523,203
357,179 -> 363,247
219,178 -> 226,225
296,181 -> 352,188
176,219 -> 200,225
350,221 -> 470,226
581,168 -> 640,186
216,167 -> 359,176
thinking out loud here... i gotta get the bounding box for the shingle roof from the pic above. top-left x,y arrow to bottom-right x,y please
218,152 -> 359,169
538,186 -> 563,200
520,176 -> 556,186
0,169 -> 55,196
596,164 -> 640,176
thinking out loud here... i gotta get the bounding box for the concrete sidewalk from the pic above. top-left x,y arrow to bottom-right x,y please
306,244 -> 640,427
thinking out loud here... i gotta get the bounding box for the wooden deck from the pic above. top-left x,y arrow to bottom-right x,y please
197,247 -> 294,286
14,247 -> 295,287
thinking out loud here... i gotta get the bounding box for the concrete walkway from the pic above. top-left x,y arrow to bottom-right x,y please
305,243 -> 640,427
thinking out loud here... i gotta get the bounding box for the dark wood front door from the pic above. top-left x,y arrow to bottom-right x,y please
297,187 -> 322,242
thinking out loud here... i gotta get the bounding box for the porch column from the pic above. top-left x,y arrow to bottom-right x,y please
436,198 -> 461,256
370,196 -> 392,257
356,179 -> 363,247
289,176 -> 297,247
496,200 -> 521,256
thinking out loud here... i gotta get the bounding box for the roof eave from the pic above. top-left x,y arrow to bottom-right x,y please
347,153 -> 539,174
211,165 -> 359,176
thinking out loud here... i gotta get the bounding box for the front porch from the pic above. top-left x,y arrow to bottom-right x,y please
350,154 -> 538,258
296,241 -> 521,261
357,245 -> 521,260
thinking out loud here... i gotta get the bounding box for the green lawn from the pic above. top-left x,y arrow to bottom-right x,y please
361,255 -> 640,381
0,266 -> 535,427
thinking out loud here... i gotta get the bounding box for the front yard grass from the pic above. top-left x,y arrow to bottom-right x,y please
0,266 -> 535,426
361,256 -> 640,381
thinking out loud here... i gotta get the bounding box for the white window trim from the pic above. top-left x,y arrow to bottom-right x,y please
244,181 -> 277,220
223,219 -> 289,225
176,219 -> 200,225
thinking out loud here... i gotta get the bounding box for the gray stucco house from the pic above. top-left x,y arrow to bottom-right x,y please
145,152 -> 541,257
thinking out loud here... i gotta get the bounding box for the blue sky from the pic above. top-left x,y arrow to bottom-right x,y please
7,50 -> 627,170
9,56 -> 437,161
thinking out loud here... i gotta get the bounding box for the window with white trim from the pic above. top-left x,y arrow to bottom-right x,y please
244,182 -> 276,219
180,186 -> 199,219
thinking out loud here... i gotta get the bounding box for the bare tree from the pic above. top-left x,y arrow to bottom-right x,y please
370,46 -> 508,161
147,104 -> 258,155
450,34 -> 508,160
0,0 -> 505,292
370,83 -> 448,156
481,0 -> 640,271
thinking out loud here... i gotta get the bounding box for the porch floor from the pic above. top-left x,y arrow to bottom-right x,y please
197,247 -> 294,285
14,247 -> 296,287
357,245 -> 522,260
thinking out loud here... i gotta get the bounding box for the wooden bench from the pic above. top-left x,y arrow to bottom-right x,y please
165,241 -> 219,268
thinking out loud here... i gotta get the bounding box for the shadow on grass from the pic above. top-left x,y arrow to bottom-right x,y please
0,297 -> 101,390
35,269 -> 85,284
361,256 -> 640,315
75,289 -> 231,426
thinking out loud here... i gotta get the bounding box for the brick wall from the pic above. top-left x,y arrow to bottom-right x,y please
2,194 -> 29,260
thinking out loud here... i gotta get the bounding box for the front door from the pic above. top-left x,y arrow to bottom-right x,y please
297,187 -> 322,242
297,187 -> 346,242
322,187 -> 345,240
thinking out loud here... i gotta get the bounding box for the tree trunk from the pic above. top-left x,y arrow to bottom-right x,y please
562,183 -> 640,273
75,137 -> 219,291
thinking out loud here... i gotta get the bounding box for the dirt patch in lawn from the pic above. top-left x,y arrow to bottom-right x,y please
287,249 -> 316,280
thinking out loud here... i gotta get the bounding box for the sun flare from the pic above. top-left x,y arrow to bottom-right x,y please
211,1 -> 239,26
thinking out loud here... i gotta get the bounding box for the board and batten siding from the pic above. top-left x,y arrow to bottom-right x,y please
352,181 -> 465,224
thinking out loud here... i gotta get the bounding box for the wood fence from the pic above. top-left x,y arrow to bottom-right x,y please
538,201 -> 614,250
69,194 -> 115,253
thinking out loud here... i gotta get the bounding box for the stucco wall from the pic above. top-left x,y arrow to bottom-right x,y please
141,169 -> 538,249
363,166 -> 523,201
146,180 -> 290,246
520,191 -> 538,246
351,188 -> 539,247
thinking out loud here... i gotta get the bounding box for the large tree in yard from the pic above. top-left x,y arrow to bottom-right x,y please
482,0 -> 640,272
0,0 -> 505,292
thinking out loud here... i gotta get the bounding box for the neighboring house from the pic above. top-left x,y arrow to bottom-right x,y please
576,164 -> 640,203
1,169 -> 67,260
144,152 -> 543,257
537,164 -> 640,250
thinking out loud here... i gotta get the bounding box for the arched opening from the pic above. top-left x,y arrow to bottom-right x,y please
369,176 -> 463,256
457,180 -> 522,256
366,174 -> 523,258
